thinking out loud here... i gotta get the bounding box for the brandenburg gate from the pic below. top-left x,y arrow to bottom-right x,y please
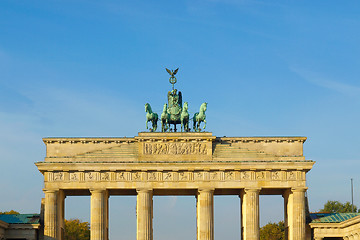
35,69 -> 314,240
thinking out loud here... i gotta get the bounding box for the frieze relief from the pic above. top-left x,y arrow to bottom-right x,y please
143,142 -> 207,155
256,171 -> 265,180
70,172 -> 79,181
85,172 -> 95,181
47,170 -> 301,183
53,172 -> 63,181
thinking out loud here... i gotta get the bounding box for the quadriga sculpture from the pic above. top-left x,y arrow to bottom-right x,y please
193,102 -> 207,132
145,103 -> 158,132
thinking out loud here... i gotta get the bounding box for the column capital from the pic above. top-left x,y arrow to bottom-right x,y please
291,187 -> 308,193
198,188 -> 215,193
90,189 -> 106,194
43,189 -> 58,194
136,188 -> 153,193
244,187 -> 261,193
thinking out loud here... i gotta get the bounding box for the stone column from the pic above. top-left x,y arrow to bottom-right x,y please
44,190 -> 58,240
286,187 -> 307,240
241,188 -> 260,240
57,190 -> 65,240
196,189 -> 214,240
104,191 -> 109,240
136,189 -> 153,240
283,190 -> 290,240
90,189 -> 107,240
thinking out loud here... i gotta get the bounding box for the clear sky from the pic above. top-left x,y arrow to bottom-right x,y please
1,0 -> 360,239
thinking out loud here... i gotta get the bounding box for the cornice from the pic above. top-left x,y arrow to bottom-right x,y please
216,136 -> 307,143
35,160 -> 315,172
42,136 -> 307,144
43,137 -> 136,144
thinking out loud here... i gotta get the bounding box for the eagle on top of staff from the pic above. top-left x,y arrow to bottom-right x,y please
166,68 -> 179,78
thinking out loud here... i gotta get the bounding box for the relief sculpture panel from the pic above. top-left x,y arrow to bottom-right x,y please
143,142 -> 207,155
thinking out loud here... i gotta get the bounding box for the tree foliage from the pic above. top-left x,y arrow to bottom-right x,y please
0,210 -> 20,214
260,221 -> 285,240
320,200 -> 358,213
64,219 -> 90,240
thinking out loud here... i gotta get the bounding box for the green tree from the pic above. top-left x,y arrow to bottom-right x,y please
64,219 -> 90,240
0,210 -> 20,214
320,200 -> 358,213
260,221 -> 285,240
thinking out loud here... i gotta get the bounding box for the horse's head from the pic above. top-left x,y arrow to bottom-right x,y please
183,102 -> 188,110
163,103 -> 167,112
145,103 -> 151,113
201,102 -> 207,112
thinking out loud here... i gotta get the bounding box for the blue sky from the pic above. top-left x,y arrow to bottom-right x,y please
1,0 -> 360,239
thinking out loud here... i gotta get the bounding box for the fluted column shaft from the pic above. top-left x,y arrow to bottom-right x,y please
241,188 -> 260,240
44,190 -> 58,240
137,189 -> 153,240
196,189 -> 214,240
288,187 -> 307,240
90,189 -> 107,240
57,190 -> 65,240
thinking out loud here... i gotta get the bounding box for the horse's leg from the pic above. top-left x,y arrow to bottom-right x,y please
181,119 -> 183,132
146,120 -> 148,129
203,119 -> 206,129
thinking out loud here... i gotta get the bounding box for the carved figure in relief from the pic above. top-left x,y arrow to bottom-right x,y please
242,172 -> 250,180
133,172 -> 140,180
54,172 -> 63,181
161,103 -> 170,132
193,102 -> 207,132
195,172 -> 203,180
118,172 -> 125,180
181,102 -> 190,132
70,173 -> 78,181
145,103 -> 158,132
148,172 -> 157,180
256,172 -> 265,179
164,172 -> 172,180
272,171 -> 280,180
101,172 -> 109,181
210,172 -> 218,180
179,172 -> 188,180
86,172 -> 93,180
288,172 -> 295,180
225,172 -> 234,180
